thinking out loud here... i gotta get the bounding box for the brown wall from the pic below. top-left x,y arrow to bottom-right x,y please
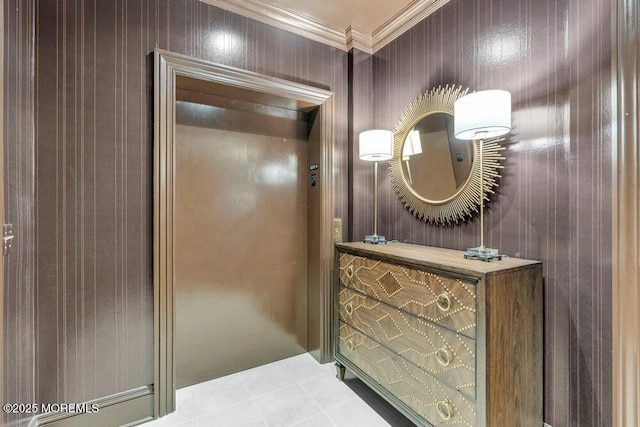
10,0 -> 612,425
3,1 -> 35,426
355,0 -> 612,425
34,0 -> 348,406
347,49 -> 374,239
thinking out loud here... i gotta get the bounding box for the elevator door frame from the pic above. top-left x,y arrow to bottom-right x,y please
153,49 -> 335,418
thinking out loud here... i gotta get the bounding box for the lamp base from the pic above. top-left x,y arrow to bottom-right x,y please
464,246 -> 502,261
364,234 -> 387,244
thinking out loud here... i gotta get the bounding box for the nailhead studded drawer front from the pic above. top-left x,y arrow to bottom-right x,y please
334,243 -> 544,427
338,252 -> 477,339
338,322 -> 476,427
338,286 -> 477,400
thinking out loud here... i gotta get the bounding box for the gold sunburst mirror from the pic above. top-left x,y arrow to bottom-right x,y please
389,85 -> 505,225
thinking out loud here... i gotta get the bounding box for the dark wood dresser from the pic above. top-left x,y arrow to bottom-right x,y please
334,242 -> 542,427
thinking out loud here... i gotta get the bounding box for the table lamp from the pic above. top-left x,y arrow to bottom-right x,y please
454,90 -> 511,261
359,129 -> 394,244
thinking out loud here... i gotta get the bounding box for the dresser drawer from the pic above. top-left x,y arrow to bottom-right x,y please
338,286 -> 476,400
338,322 -> 476,426
338,252 -> 477,338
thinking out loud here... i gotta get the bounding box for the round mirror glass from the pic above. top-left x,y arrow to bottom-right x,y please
389,85 -> 505,225
401,113 -> 474,202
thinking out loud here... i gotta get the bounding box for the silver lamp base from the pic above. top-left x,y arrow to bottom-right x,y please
364,234 -> 387,244
464,246 -> 502,261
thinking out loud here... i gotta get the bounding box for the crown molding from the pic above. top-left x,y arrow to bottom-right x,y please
199,0 -> 347,50
346,25 -> 373,54
199,0 -> 449,53
371,0 -> 450,52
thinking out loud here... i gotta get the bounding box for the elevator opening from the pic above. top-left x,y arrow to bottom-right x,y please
173,76 -> 321,388
154,50 -> 334,415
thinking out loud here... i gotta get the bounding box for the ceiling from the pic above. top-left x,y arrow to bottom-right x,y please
200,0 -> 450,53
265,0 -> 415,33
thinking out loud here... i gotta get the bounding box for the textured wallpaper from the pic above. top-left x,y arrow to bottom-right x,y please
3,1 -> 35,426
35,0 -> 348,405
353,0 -> 612,425
14,0 -> 613,426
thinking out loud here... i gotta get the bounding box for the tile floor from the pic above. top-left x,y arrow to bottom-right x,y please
142,353 -> 415,427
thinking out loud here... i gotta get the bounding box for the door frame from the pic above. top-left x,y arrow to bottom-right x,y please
613,1 -> 640,426
0,0 -> 5,411
152,49 -> 335,417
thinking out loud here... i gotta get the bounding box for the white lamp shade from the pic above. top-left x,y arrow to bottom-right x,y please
402,129 -> 422,159
359,129 -> 394,161
454,90 -> 511,140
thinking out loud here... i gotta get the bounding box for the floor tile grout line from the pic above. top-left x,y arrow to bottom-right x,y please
171,392 -> 200,425
320,408 -> 340,427
250,399 -> 270,427
246,378 -> 310,400
187,374 -> 254,419
237,371 -> 253,399
287,410 -> 337,427
298,380 -> 328,414
192,395 -> 254,420
296,375 -> 363,426
294,369 -> 332,384
193,399 -> 269,427
143,352 -> 400,427
321,395 -> 359,413
297,377 -> 357,413
251,383 -> 323,427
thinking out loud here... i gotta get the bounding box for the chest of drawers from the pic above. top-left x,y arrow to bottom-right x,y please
334,242 -> 542,427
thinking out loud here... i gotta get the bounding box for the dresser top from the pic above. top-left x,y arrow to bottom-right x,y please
336,242 -> 540,276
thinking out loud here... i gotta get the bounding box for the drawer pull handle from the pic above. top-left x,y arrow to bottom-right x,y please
436,292 -> 451,312
436,347 -> 452,366
346,339 -> 354,352
345,302 -> 354,316
345,265 -> 354,279
436,400 -> 453,420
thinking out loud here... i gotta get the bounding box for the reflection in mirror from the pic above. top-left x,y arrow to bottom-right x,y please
389,85 -> 505,225
401,113 -> 474,201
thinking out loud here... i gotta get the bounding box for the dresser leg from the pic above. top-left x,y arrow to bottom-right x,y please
335,363 -> 346,381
